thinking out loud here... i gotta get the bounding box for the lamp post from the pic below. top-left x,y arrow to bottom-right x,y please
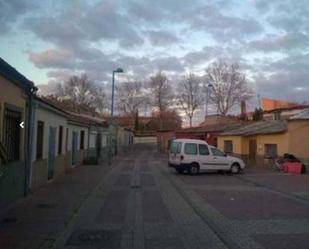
110,68 -> 124,123
205,83 -> 214,117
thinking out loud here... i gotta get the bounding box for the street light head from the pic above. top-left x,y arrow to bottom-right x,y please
114,68 -> 124,73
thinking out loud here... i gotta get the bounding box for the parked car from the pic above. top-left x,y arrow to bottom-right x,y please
168,138 -> 245,174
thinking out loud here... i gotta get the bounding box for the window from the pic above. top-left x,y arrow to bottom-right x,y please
170,141 -> 182,154
3,107 -> 21,161
224,140 -> 233,153
198,144 -> 209,155
36,121 -> 44,160
274,111 -> 281,120
211,148 -> 225,157
80,130 -> 85,149
264,144 -> 277,158
184,143 -> 197,155
58,125 -> 63,155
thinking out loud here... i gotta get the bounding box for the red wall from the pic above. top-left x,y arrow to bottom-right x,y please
175,132 -> 219,147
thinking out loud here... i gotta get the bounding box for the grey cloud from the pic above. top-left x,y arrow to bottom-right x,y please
0,0 -> 35,33
152,56 -> 184,72
260,53 -> 309,74
126,0 -> 200,23
47,69 -> 73,81
29,48 -> 75,69
248,32 -> 309,52
255,71 -> 309,102
187,4 -> 263,41
146,30 -> 181,46
23,1 -> 144,49
265,0 -> 309,32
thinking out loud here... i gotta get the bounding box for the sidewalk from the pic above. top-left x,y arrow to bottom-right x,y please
0,164 -> 112,249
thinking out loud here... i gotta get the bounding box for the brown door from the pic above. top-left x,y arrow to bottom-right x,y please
249,139 -> 257,160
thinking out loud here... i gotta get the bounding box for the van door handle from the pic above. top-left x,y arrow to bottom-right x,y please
214,157 -> 217,159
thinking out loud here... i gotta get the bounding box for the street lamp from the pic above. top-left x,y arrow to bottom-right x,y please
110,67 -> 124,123
205,83 -> 214,117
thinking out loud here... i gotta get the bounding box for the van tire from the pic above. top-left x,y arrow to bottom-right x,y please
231,163 -> 240,174
176,168 -> 184,174
189,163 -> 199,175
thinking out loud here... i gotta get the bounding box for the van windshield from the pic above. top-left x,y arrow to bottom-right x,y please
170,141 -> 182,154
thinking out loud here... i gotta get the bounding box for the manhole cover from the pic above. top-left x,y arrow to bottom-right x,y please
36,203 -> 58,209
66,229 -> 121,248
2,217 -> 18,224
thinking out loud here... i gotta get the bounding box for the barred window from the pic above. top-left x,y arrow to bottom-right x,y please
3,107 -> 21,161
224,140 -> 233,153
80,130 -> 85,149
58,125 -> 63,155
36,121 -> 44,160
264,144 -> 278,158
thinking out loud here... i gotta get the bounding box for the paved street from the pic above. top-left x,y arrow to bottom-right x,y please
1,144 -> 309,249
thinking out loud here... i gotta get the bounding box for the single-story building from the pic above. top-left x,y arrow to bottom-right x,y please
0,57 -> 37,208
117,127 -> 134,154
218,110 -> 309,169
31,97 -> 69,189
157,115 -> 244,153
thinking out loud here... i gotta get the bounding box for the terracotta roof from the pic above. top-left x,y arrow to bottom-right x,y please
35,96 -> 69,116
36,96 -> 108,127
263,105 -> 309,113
289,108 -> 309,120
176,122 -> 244,134
0,57 -> 36,90
221,120 -> 287,136
68,112 -> 108,127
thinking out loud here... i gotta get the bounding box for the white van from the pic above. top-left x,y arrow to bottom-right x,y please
168,138 -> 245,174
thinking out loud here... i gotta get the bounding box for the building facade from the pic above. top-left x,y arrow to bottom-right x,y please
0,57 -> 36,208
218,115 -> 309,170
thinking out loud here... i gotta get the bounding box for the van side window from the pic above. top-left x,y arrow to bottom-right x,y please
170,142 -> 182,154
184,143 -> 197,155
211,148 -> 225,157
199,144 -> 209,155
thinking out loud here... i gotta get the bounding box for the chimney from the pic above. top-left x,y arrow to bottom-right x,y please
241,100 -> 246,116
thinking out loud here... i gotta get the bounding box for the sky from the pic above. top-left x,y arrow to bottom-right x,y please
0,0 -> 309,124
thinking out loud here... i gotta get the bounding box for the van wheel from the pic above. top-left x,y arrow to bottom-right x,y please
231,163 -> 240,174
176,168 -> 184,174
190,163 -> 199,175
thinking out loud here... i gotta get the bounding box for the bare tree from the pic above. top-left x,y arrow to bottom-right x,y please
56,74 -> 108,115
206,61 -> 253,115
116,81 -> 147,120
148,71 -> 173,129
177,74 -> 204,127
150,110 -> 182,130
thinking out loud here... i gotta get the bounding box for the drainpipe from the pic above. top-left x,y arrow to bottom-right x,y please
24,87 -> 37,195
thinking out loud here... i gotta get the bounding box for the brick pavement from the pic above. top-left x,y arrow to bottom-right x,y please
169,160 -> 309,249
2,145 -> 309,249
0,164 -> 112,249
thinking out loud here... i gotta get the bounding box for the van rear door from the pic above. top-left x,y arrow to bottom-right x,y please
169,141 -> 182,164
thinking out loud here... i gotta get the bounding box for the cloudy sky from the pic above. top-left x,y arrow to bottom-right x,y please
1,0 -> 308,120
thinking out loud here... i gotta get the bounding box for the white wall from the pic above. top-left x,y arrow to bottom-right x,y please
32,104 -> 90,162
67,124 -> 89,152
89,131 -> 97,148
32,105 -> 67,162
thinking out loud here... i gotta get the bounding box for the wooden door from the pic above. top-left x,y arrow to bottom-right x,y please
249,139 -> 257,160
